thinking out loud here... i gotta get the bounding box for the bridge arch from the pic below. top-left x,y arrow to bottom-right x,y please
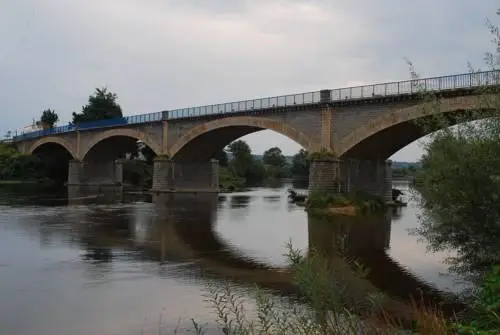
81,128 -> 162,161
26,137 -> 77,183
338,95 -> 487,159
27,136 -> 77,158
170,116 -> 319,163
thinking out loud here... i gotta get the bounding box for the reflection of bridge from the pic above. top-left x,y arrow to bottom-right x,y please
60,190 -> 465,320
10,71 -> 499,200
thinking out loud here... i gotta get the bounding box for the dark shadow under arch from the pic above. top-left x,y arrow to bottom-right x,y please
340,110 -> 491,160
83,135 -> 157,162
172,126 -> 265,164
32,142 -> 75,183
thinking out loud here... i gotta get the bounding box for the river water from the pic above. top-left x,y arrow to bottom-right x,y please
0,181 -> 456,335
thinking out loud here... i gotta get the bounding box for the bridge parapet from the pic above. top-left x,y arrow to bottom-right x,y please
9,70 -> 500,143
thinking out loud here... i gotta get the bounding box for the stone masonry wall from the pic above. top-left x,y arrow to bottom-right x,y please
309,158 -> 392,201
151,159 -> 219,193
166,108 -> 324,154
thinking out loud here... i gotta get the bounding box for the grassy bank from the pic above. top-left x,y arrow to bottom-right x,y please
181,243 -> 500,334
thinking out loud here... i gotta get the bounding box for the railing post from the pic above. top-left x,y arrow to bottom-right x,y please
320,90 -> 332,104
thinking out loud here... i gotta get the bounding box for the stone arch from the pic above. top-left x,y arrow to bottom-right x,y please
27,136 -> 77,158
81,128 -> 162,160
170,116 -> 319,158
337,95 -> 485,157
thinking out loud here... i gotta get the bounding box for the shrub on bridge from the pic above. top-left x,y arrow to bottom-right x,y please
308,149 -> 337,161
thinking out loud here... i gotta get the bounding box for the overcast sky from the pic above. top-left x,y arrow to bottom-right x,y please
1,0 -> 497,161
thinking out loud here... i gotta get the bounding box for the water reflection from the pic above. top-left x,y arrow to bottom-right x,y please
308,213 -> 462,315
0,184 -> 463,334
229,195 -> 252,208
64,189 -> 461,311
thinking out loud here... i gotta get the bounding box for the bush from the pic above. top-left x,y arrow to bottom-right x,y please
306,190 -> 386,216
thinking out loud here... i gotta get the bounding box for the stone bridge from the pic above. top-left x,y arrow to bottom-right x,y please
10,70 -> 499,200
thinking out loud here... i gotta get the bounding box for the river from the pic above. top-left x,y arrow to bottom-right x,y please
0,181 -> 457,335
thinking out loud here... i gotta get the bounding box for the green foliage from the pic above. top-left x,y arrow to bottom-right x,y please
0,144 -> 45,181
193,242 -> 389,334
72,87 -> 123,124
306,190 -> 386,216
410,9 -> 500,284
290,149 -> 309,177
228,140 -> 266,184
309,150 -> 337,161
187,242 -> 474,334
40,109 -> 59,128
307,191 -> 350,209
452,265 -> 500,334
219,166 -> 246,191
263,147 -> 291,179
263,147 -> 287,168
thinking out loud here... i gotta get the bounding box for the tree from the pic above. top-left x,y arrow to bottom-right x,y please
212,149 -> 228,167
72,87 -> 123,124
263,147 -> 286,168
40,109 -> 59,128
290,149 -> 309,177
227,140 -> 265,184
412,9 -> 500,284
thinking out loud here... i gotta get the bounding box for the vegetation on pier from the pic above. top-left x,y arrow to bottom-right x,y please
306,190 -> 386,217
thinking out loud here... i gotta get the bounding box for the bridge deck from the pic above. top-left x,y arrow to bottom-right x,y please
8,70 -> 499,142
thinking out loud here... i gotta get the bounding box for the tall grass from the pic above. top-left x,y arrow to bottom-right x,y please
180,242 -> 463,334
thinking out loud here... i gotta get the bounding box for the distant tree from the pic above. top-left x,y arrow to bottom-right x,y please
290,149 -> 309,177
72,87 -> 123,124
263,147 -> 286,168
228,140 -> 265,184
40,109 -> 59,128
228,140 -> 252,159
213,148 -> 229,167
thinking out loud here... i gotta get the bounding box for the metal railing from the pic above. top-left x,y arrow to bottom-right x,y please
9,70 -> 500,142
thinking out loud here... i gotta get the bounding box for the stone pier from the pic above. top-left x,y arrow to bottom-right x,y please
67,159 -> 124,186
151,158 -> 220,193
308,157 -> 393,203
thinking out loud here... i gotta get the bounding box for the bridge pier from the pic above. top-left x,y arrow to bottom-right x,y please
151,158 -> 220,193
67,159 -> 124,186
308,157 -> 392,203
